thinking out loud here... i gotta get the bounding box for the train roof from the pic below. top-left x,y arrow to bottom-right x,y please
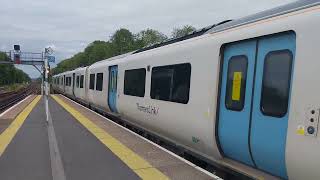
55,0 -> 320,76
134,0 -> 319,54
90,51 -> 134,67
207,0 -> 320,34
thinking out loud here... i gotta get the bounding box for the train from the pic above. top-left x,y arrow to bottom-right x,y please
52,1 -> 320,179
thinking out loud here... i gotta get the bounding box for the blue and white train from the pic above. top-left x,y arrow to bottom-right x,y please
52,1 -> 320,179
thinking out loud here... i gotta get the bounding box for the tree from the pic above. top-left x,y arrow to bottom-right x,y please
110,28 -> 136,55
53,26 -> 200,75
135,29 -> 167,48
171,25 -> 196,38
0,52 -> 30,86
85,41 -> 113,64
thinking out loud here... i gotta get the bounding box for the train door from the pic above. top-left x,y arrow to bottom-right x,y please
108,65 -> 118,113
72,73 -> 75,96
217,32 -> 295,179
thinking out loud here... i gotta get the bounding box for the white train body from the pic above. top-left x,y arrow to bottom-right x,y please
52,1 -> 320,179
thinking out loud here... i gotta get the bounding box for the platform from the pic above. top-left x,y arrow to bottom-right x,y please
0,95 -> 220,180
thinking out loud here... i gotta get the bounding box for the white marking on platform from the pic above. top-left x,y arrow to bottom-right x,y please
47,97 -> 66,180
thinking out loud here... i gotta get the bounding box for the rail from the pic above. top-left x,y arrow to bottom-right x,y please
0,83 -> 40,113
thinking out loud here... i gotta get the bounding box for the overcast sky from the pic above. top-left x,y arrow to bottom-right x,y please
0,0 -> 294,78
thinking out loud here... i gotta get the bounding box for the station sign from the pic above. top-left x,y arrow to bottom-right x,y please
47,56 -> 55,63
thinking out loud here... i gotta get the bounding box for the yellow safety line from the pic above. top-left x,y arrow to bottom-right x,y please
51,95 -> 169,180
0,95 -> 41,156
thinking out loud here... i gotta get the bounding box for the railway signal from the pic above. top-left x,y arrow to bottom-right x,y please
14,54 -> 21,64
0,45 -> 56,96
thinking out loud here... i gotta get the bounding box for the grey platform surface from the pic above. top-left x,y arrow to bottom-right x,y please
0,97 -> 140,180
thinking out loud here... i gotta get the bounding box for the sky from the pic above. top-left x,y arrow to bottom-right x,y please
0,0 -> 294,78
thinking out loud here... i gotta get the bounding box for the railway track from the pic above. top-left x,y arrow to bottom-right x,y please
0,83 -> 40,113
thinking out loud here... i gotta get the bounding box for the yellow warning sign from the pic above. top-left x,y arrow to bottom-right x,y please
296,125 -> 305,135
232,72 -> 242,101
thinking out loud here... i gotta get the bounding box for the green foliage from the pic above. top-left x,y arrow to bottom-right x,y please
110,29 -> 136,55
52,26 -> 195,75
135,29 -> 168,48
0,52 -> 31,86
171,25 -> 196,38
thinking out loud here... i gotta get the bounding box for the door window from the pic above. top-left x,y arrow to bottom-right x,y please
225,55 -> 248,111
260,50 -> 293,117
109,68 -> 117,93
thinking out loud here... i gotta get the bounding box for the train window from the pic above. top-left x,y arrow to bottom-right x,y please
96,73 -> 103,91
151,63 -> 191,104
124,68 -> 146,97
66,77 -> 71,86
225,55 -> 248,111
261,50 -> 293,117
89,74 -> 95,90
76,76 -> 80,88
80,75 -> 84,88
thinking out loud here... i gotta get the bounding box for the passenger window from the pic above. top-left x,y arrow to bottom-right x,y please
96,73 -> 103,91
89,74 -> 95,90
151,63 -> 191,104
225,55 -> 248,111
261,50 -> 292,117
124,68 -> 146,97
80,75 -> 84,88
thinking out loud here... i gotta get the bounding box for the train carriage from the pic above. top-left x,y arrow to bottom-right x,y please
52,1 -> 320,179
